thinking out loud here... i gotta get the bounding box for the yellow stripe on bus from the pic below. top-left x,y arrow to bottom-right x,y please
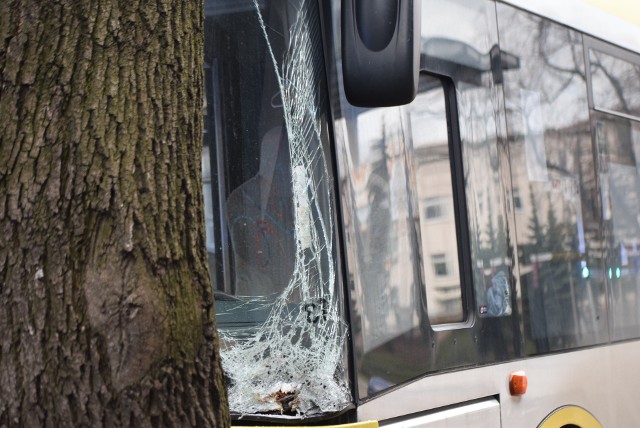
538,406 -> 602,428
580,0 -> 640,27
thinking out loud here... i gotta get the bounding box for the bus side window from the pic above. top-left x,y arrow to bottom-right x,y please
406,74 -> 469,324
497,4 -> 607,352
589,48 -> 640,119
589,43 -> 640,341
591,115 -> 640,341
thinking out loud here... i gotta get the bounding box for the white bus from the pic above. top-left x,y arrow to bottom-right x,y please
202,0 -> 640,426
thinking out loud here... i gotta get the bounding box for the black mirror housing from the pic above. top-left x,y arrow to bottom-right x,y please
342,0 -> 421,107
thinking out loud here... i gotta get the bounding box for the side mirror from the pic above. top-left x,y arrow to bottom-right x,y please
342,0 -> 421,107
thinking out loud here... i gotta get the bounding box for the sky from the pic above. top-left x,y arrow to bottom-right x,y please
582,0 -> 640,27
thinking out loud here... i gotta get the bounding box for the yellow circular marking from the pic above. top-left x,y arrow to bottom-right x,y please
538,405 -> 602,428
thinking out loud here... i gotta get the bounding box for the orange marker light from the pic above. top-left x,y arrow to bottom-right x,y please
509,370 -> 528,396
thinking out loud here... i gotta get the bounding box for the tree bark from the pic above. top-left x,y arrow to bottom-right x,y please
0,0 -> 229,426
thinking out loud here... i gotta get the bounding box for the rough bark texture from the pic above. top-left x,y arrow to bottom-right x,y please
0,0 -> 229,426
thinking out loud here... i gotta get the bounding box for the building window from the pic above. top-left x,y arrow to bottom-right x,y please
408,73 -> 464,324
513,188 -> 523,211
425,197 -> 447,220
432,254 -> 449,277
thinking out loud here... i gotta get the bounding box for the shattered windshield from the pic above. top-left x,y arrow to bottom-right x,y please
202,0 -> 350,418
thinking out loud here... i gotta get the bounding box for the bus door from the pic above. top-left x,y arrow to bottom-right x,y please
328,0 -> 520,418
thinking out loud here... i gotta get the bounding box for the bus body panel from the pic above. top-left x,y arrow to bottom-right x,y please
357,341 -> 640,426
381,398 -> 501,428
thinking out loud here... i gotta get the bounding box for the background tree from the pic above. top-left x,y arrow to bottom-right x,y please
525,184 -> 545,260
0,0 -> 229,426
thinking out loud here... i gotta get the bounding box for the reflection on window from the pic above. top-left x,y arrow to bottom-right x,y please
477,191 -> 484,215
425,197 -> 448,220
513,188 -> 523,211
333,0 -> 521,399
407,74 -> 464,325
590,49 -> 640,119
432,254 -> 449,277
498,4 -> 607,353
594,115 -> 640,341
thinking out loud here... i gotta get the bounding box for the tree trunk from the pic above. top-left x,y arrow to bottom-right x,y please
0,0 -> 229,426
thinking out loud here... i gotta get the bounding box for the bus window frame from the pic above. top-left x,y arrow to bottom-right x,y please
584,35 -> 640,343
583,35 -> 640,122
408,72 -> 476,329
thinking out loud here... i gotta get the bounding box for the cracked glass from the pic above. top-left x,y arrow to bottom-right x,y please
202,0 -> 350,418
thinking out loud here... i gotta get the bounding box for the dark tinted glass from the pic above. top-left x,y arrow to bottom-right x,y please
497,4 -> 608,353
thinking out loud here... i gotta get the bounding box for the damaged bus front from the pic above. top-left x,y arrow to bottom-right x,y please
202,0 -> 640,426
203,0 -> 419,420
